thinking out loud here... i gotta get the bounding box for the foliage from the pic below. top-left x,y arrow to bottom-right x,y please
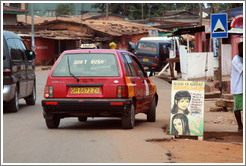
55,3 -> 75,16
91,3 -> 243,19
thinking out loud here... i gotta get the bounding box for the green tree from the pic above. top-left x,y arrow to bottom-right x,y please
55,3 -> 75,17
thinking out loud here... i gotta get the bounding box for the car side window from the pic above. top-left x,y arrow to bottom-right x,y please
121,54 -> 131,76
131,55 -> 146,77
122,54 -> 138,77
14,39 -> 27,60
6,38 -> 22,61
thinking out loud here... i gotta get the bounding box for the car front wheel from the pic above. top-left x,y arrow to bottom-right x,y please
25,84 -> 36,105
122,104 -> 135,129
5,87 -> 19,113
78,117 -> 87,122
147,96 -> 156,122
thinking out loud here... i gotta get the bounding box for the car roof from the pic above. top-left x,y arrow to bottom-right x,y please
61,49 -> 130,55
138,40 -> 173,44
3,30 -> 21,39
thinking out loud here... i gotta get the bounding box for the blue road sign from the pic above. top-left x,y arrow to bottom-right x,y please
211,13 -> 228,38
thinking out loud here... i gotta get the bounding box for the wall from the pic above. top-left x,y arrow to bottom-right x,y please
23,37 -> 55,65
221,44 -> 232,76
195,32 -> 204,52
3,14 -> 18,25
230,35 -> 242,59
180,45 -> 214,80
118,34 -> 148,51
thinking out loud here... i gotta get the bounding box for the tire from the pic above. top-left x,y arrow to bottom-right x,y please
25,84 -> 36,105
5,87 -> 19,113
122,104 -> 135,129
45,116 -> 60,129
78,117 -> 87,122
147,96 -> 156,122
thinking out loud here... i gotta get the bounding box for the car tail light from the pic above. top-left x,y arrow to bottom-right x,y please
44,86 -> 53,98
153,59 -> 159,62
117,86 -> 128,98
3,68 -> 12,76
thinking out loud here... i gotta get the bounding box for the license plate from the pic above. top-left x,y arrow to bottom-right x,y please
70,87 -> 100,94
143,58 -> 149,62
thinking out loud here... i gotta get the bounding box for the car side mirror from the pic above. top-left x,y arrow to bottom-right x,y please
146,71 -> 155,77
26,50 -> 36,60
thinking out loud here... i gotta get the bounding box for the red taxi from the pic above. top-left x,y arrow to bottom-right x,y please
42,49 -> 158,129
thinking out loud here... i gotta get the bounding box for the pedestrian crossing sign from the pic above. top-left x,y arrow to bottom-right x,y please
211,13 -> 228,38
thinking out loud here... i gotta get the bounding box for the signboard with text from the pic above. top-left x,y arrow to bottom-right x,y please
170,81 -> 205,136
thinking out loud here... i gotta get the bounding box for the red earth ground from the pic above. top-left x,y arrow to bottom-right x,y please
155,100 -> 244,163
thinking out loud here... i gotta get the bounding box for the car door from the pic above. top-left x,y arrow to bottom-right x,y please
121,53 -> 145,112
17,39 -> 35,97
130,54 -> 153,111
7,38 -> 27,98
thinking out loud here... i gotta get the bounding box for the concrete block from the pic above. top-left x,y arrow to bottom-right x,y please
225,99 -> 234,108
215,99 -> 226,107
205,91 -> 221,99
210,107 -> 225,112
222,94 -> 234,100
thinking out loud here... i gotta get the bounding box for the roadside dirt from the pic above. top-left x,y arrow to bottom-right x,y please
156,100 -> 244,163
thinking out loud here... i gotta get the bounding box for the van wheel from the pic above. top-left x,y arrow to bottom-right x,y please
147,96 -> 156,122
6,87 -> 19,112
122,104 -> 135,129
25,84 -> 36,105
78,117 -> 87,122
45,116 -> 60,129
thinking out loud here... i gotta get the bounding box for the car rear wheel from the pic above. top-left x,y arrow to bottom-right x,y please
5,87 -> 19,113
147,96 -> 156,122
122,104 -> 135,129
25,84 -> 36,105
45,116 -> 60,129
78,117 -> 87,122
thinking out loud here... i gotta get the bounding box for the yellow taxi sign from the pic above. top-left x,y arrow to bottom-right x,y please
80,44 -> 97,49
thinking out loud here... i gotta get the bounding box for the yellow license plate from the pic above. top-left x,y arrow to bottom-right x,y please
70,87 -> 100,94
143,58 -> 149,62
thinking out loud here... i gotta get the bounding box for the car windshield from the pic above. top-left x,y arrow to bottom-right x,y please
136,42 -> 157,54
52,53 -> 120,77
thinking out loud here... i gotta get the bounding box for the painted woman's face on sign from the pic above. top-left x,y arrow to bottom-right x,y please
173,119 -> 183,135
176,98 -> 190,111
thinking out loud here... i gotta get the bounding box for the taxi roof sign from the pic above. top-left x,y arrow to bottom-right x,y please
80,44 -> 97,49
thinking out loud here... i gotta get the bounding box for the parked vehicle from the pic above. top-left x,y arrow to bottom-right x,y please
42,49 -> 158,129
134,37 -> 175,71
3,30 -> 36,112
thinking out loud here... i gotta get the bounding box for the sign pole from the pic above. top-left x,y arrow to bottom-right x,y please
211,13 -> 228,95
218,38 -> 222,95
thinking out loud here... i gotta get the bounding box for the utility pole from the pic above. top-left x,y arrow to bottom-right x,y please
199,3 -> 203,26
218,38 -> 222,93
148,4 -> 152,20
142,4 -> 144,20
31,3 -> 35,51
106,3 -> 109,20
160,11 -> 165,26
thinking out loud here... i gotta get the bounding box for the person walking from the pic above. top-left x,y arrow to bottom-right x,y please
231,42 -> 243,132
109,42 -> 117,49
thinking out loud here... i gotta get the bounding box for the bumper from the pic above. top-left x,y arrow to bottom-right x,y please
42,98 -> 133,118
3,84 -> 16,102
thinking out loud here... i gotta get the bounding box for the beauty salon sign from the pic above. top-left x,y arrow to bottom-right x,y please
170,81 -> 205,136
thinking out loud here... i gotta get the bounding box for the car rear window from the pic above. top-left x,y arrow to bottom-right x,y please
136,42 -> 157,54
52,53 -> 120,77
